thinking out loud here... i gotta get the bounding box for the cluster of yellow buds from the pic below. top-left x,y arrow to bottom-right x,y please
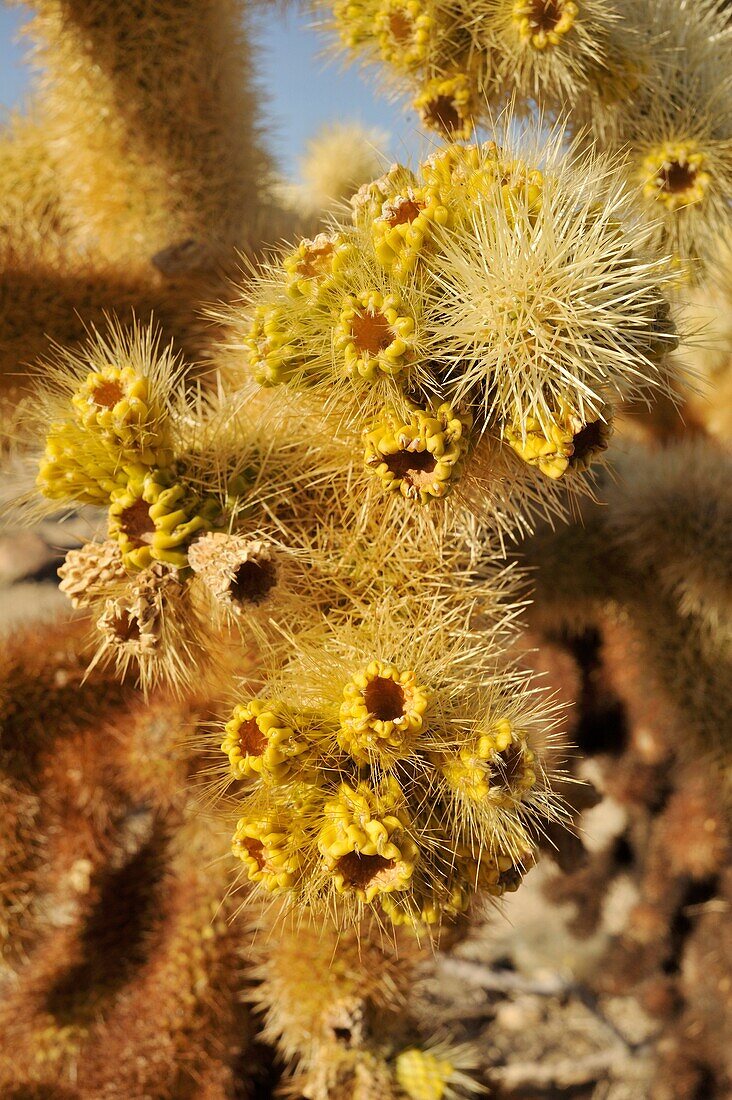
323,0 -> 732,278
222,610 -> 556,933
371,183 -> 450,278
352,161 -> 451,275
31,327 -> 274,597
33,331 -> 224,577
374,0 -> 435,68
231,813 -> 304,892
236,134 -> 675,532
318,779 -> 420,904
29,326 -> 318,694
439,717 -> 538,808
283,232 -> 353,300
38,422 -> 131,506
245,304 -> 307,387
331,0 -> 440,76
320,0 -> 642,145
37,355 -> 173,508
69,363 -> 164,465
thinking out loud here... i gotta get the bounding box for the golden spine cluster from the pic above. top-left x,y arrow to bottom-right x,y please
246,905 -> 484,1099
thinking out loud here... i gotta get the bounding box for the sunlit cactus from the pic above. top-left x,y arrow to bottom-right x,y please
1,0 -> 730,1094
224,128 -> 680,545
247,904 -> 484,1099
214,593 -> 565,934
314,0 -> 732,280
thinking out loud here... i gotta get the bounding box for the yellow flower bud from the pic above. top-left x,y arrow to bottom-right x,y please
371,183 -> 451,277
503,405 -> 611,479
108,469 -> 218,570
396,1048 -> 455,1100
70,363 -> 165,466
231,812 -> 303,892
414,73 -> 477,141
318,779 -> 419,903
221,699 -> 310,782
513,0 -> 579,50
283,232 -> 354,299
364,402 -> 472,503
375,0 -> 435,69
245,303 -> 306,387
335,289 -> 417,379
338,659 -> 430,763
640,141 -> 711,212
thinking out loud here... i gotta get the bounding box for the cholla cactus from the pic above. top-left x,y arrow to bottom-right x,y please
13,0 -> 278,261
317,0 -> 641,134
0,617 -> 259,1096
681,237 -> 732,441
218,595 -> 564,934
225,129 -> 679,541
0,2 -> 290,414
520,439 -> 732,790
610,0 -> 732,273
315,0 -> 732,278
4,0 -> 730,1095
247,905 -> 484,1099
284,121 -> 389,222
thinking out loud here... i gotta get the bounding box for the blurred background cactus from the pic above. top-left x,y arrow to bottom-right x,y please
1,0 -> 730,1096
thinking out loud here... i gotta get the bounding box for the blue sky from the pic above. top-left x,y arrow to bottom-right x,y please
0,3 -> 422,178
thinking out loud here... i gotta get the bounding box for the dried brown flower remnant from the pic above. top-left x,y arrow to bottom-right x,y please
58,540 -> 127,608
97,562 -> 181,656
188,532 -> 278,612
